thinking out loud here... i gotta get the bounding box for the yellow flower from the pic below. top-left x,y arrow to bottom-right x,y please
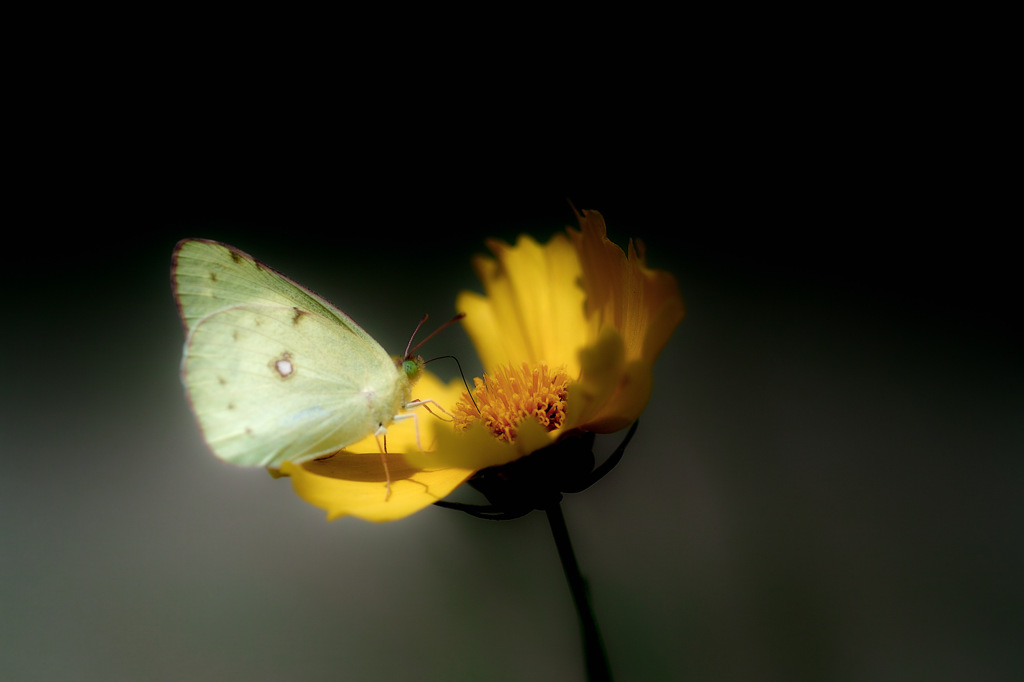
281,208 -> 684,522
404,208 -> 685,479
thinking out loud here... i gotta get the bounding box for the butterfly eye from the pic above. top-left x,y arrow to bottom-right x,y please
402,359 -> 420,379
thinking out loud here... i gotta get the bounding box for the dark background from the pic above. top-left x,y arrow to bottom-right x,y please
1,119 -> 1020,682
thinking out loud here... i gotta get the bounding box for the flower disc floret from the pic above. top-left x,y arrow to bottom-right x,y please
454,362 -> 571,443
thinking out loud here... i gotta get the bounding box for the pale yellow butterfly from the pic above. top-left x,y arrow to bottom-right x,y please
172,239 -> 454,499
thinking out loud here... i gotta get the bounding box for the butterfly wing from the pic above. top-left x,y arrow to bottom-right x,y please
172,240 -> 408,468
173,239 -> 379,343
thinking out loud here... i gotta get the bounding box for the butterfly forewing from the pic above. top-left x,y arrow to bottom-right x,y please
173,239 -> 381,350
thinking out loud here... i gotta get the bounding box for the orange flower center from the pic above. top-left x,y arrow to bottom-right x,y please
454,362 -> 571,443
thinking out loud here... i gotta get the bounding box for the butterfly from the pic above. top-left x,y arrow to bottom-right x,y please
172,239 -> 454,499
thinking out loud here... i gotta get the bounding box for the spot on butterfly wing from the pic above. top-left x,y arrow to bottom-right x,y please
271,352 -> 295,380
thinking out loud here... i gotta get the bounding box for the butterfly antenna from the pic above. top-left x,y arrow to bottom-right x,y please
403,314 -> 431,359
425,354 -> 480,414
408,313 -> 466,358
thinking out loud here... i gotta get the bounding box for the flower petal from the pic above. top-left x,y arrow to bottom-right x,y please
567,209 -> 685,365
574,358 -> 653,433
409,419 -> 518,470
404,397 -> 557,472
565,326 -> 651,432
282,455 -> 473,522
457,289 -> 526,371
458,233 -> 588,377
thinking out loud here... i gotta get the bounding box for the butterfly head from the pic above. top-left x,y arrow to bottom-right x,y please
401,356 -> 425,384
400,312 -> 465,388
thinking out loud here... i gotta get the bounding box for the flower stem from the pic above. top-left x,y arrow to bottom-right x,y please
546,502 -> 612,682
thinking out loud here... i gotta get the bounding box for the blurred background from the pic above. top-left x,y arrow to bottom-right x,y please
1,140 -> 1020,681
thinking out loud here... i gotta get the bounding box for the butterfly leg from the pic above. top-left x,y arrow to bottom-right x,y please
405,398 -> 455,422
393,399 -> 454,454
390,411 -> 422,451
373,424 -> 392,501
374,406 -> 432,501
